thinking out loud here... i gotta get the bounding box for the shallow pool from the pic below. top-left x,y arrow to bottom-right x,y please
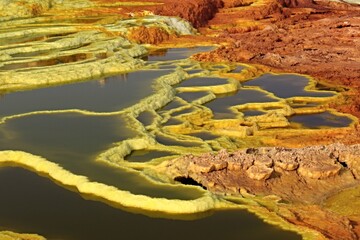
0,167 -> 301,240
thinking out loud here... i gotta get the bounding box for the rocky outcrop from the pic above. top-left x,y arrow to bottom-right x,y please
158,143 -> 360,239
127,26 -> 170,44
154,0 -> 223,28
160,143 -> 360,203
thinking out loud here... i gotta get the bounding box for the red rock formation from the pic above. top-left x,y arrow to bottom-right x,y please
127,26 -> 170,44
154,0 -> 223,27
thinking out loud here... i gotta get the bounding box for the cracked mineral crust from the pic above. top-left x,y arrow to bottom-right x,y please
159,143 -> 360,203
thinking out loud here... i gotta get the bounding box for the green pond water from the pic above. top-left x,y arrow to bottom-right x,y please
0,113 -> 202,200
176,77 -> 229,87
289,111 -> 353,129
177,91 -> 211,102
0,70 -> 171,116
243,74 -> 335,98
0,167 -> 300,240
205,89 -> 278,119
125,150 -> 175,163
0,43 -> 353,240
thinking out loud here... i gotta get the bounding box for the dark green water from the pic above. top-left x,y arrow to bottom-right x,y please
125,150 -> 175,162
188,132 -> 219,140
0,70 -> 171,116
205,89 -> 278,119
177,77 -> 228,87
289,111 -> 353,129
0,113 -> 203,200
0,167 -> 301,240
243,74 -> 335,98
177,91 -> 211,102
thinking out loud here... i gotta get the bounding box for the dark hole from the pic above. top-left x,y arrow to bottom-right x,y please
174,176 -> 207,190
339,161 -> 348,168
246,148 -> 258,154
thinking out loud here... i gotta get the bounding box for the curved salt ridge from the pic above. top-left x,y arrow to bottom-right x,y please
176,78 -> 239,94
0,231 -> 45,240
96,70 -> 214,167
0,150 -> 225,214
191,92 -> 217,105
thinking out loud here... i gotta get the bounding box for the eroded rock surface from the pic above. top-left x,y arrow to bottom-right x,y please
158,144 -> 360,238
160,143 -> 360,203
154,0 -> 223,28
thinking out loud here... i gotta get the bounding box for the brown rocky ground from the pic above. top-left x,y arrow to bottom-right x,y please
159,143 -> 360,239
162,144 -> 360,203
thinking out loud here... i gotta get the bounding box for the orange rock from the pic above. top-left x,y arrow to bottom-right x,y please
154,0 -> 223,28
127,26 -> 170,44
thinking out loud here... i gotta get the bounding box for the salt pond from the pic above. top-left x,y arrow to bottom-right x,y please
0,39 -> 355,239
0,167 -> 300,240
